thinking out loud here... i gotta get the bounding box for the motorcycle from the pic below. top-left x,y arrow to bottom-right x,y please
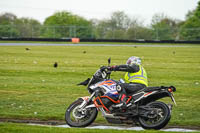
65,58 -> 176,130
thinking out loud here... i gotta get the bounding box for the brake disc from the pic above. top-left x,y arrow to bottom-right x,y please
72,106 -> 86,120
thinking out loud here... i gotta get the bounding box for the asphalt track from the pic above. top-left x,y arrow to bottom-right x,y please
0,43 -> 197,47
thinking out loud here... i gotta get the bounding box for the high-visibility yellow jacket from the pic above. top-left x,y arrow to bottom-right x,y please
124,65 -> 148,87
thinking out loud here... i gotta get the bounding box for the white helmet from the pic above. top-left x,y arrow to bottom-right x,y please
126,56 -> 141,65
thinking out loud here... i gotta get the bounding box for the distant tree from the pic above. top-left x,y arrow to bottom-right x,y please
0,12 -> 41,38
95,11 -> 133,39
42,11 -> 93,38
110,11 -> 131,30
0,12 -> 17,24
95,19 -> 114,39
0,12 -> 19,37
126,17 -> 153,40
15,18 -> 41,38
180,1 -> 200,40
151,13 -> 180,40
185,9 -> 195,20
95,11 -> 154,40
127,26 -> 153,40
109,11 -> 132,39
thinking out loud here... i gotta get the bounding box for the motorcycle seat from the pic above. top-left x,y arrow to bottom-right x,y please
142,86 -> 171,92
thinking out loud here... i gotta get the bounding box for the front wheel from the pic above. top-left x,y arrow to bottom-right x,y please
138,101 -> 171,130
65,99 -> 98,127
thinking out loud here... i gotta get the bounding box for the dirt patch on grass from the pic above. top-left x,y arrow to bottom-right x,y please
0,118 -> 65,125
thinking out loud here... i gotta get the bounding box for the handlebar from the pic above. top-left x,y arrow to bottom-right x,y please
106,70 -> 111,79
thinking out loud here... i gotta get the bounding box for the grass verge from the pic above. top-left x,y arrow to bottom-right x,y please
1,123 -> 200,133
0,45 -> 200,126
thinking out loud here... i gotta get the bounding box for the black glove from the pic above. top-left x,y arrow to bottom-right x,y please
100,66 -> 115,71
100,66 -> 108,71
109,65 -> 116,71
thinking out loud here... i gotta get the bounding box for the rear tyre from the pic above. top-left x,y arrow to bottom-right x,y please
138,101 -> 171,130
65,99 -> 98,127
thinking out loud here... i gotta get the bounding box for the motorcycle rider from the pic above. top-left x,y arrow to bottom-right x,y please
101,56 -> 148,109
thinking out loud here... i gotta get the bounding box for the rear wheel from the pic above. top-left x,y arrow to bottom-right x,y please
65,99 -> 98,127
138,101 -> 171,130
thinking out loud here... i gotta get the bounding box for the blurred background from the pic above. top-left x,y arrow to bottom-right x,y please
0,0 -> 200,41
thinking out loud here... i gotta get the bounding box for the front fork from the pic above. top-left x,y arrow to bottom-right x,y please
72,92 -> 96,120
78,92 -> 96,109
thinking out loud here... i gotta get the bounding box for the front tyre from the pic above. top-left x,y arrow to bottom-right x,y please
65,99 -> 98,127
138,101 -> 171,130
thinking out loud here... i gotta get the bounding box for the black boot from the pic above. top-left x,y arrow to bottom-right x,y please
112,94 -> 127,109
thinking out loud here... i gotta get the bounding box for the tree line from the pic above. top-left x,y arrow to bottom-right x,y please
0,1 -> 200,41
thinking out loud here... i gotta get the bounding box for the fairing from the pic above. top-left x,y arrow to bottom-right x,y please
91,79 -> 119,98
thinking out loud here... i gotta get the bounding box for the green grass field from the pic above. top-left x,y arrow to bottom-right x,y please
0,44 -> 200,128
